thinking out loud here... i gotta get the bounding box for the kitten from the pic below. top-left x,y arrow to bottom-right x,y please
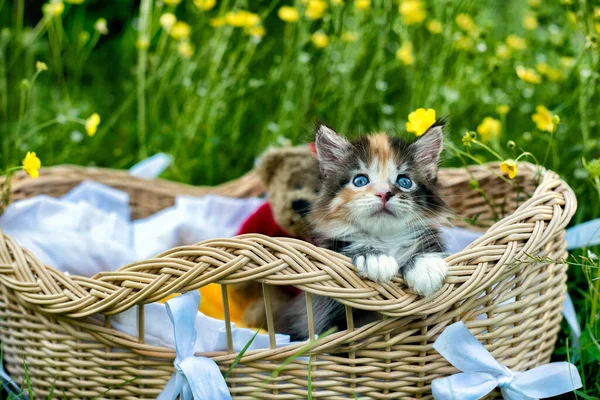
274,122 -> 448,340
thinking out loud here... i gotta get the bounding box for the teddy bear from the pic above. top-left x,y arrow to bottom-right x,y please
234,143 -> 321,328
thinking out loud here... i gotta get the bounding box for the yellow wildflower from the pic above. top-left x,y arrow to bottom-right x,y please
406,108 -> 436,136
523,13 -> 538,30
169,21 -> 191,40
462,131 -> 473,148
85,113 -> 101,137
94,18 -> 109,35
516,66 -> 541,84
23,152 -> 41,179
136,38 -> 150,49
42,1 -> 65,17
305,0 -> 327,20
496,104 -> 510,115
536,63 -> 562,82
560,57 -> 576,69
342,31 -> 358,42
160,13 -> 177,31
209,17 -> 227,27
311,31 -> 329,48
247,25 -> 266,38
506,34 -> 527,51
163,0 -> 181,5
194,0 -> 216,11
531,105 -> 556,132
476,117 -> 501,142
595,23 -> 600,34
500,160 -> 517,179
495,44 -> 511,59
426,19 -> 443,34
355,0 -> 371,9
399,0 -> 426,25
529,0 -> 541,7
455,13 -> 477,35
226,11 -> 260,28
396,41 -> 415,65
278,6 -> 300,22
36,61 -> 48,72
178,41 -> 194,58
453,34 -> 474,51
567,11 -> 577,24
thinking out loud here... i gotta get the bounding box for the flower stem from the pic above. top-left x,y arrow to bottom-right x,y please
136,0 -> 152,160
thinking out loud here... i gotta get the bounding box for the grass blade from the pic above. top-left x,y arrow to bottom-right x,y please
224,325 -> 262,379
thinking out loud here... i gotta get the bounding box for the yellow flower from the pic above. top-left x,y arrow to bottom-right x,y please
462,131 -> 473,147
595,23 -> 600,34
94,18 -> 109,35
500,159 -> 517,179
194,0 -> 216,11
495,44 -> 511,59
278,6 -> 300,22
560,56 -> 576,69
23,152 -> 41,179
455,13 -> 478,35
523,13 -> 538,30
516,66 -> 541,84
136,38 -> 150,49
85,113 -> 101,136
399,0 -> 426,25
311,31 -> 329,48
178,41 -> 194,58
163,0 -> 181,5
36,61 -> 48,72
406,108 -> 436,136
247,25 -> 266,38
160,13 -> 177,31
209,17 -> 227,27
305,0 -> 327,20
226,11 -> 260,28
476,117 -> 501,142
529,0 -> 541,7
453,34 -> 474,51
396,41 -> 415,65
169,21 -> 191,40
496,104 -> 510,115
342,31 -> 358,42
355,0 -> 371,9
567,11 -> 577,24
506,34 -> 527,51
426,19 -> 443,34
531,105 -> 556,132
536,63 -> 562,82
42,1 -> 65,17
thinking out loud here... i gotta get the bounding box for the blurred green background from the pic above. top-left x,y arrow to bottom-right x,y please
1,0 -> 600,397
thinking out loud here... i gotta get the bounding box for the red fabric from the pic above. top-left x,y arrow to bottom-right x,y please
308,142 -> 316,154
237,202 -> 301,296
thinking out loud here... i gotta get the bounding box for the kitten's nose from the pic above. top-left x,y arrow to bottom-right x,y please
292,199 -> 311,216
375,192 -> 393,205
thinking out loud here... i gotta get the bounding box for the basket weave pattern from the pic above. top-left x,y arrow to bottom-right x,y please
0,163 -> 576,399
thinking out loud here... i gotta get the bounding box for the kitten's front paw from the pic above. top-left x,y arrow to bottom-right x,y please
404,254 -> 448,297
354,254 -> 399,283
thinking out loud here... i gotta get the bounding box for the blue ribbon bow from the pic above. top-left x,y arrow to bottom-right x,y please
157,291 -> 232,400
432,322 -> 582,400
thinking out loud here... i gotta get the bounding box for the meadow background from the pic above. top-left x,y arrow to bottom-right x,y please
1,0 -> 600,397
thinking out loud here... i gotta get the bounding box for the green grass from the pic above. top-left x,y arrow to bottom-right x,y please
1,0 -> 599,397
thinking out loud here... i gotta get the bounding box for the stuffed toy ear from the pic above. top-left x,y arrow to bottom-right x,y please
256,149 -> 285,186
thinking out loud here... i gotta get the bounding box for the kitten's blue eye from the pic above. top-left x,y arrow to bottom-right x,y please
352,174 -> 370,187
396,175 -> 413,189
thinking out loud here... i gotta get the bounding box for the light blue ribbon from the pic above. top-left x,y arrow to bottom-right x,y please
432,322 -> 582,400
129,153 -> 173,178
157,291 -> 232,400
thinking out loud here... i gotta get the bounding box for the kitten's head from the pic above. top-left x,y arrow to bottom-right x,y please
311,122 -> 446,238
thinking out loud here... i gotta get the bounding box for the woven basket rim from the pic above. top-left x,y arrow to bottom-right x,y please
0,161 -> 576,322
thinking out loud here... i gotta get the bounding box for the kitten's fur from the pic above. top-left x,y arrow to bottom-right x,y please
274,122 -> 448,340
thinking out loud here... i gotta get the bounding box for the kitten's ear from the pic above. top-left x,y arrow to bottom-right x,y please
412,121 -> 444,179
315,123 -> 351,177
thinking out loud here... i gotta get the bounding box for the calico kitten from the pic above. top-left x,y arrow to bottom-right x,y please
274,122 -> 448,340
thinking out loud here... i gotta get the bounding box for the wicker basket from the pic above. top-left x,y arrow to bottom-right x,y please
0,162 -> 576,399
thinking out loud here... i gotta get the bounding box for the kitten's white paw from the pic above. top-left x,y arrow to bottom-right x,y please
354,254 -> 398,282
404,254 -> 448,297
